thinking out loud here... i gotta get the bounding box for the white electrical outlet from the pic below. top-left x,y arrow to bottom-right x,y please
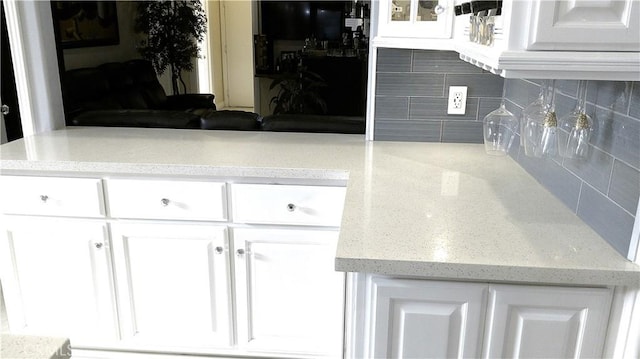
447,86 -> 468,115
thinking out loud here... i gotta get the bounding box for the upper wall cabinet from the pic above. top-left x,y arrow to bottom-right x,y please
373,0 -> 456,49
453,0 -> 640,80
525,0 -> 639,51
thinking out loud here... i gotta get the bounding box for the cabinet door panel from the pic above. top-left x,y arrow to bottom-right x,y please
110,223 -> 231,349
0,217 -> 117,343
528,0 -> 640,51
233,228 -> 345,357
369,277 -> 487,359
484,284 -> 613,358
377,0 -> 454,39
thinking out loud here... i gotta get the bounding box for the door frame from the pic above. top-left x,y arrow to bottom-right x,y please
2,1 -> 64,137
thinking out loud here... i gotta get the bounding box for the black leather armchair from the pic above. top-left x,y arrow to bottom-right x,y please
63,59 -> 216,128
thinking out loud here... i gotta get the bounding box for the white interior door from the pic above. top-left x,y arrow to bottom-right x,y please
220,0 -> 254,108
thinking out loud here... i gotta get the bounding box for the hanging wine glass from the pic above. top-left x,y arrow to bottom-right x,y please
539,83 -> 558,157
559,80 -> 593,160
522,80 -> 551,157
483,87 -> 519,156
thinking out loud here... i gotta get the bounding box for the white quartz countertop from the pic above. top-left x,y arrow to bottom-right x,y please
0,334 -> 71,358
1,127 -> 639,286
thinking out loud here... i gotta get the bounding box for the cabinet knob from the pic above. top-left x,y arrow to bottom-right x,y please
215,246 -> 224,254
286,203 -> 296,212
95,243 -> 103,249
434,4 -> 446,15
160,198 -> 170,206
40,195 -> 49,203
236,248 -> 245,256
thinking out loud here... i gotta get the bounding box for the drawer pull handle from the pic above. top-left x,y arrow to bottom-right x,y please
40,195 -> 49,203
215,246 -> 224,254
287,203 -> 296,212
95,243 -> 103,249
160,198 -> 170,206
237,248 -> 245,256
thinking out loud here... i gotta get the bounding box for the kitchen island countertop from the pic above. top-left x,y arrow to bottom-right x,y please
1,127 -> 638,286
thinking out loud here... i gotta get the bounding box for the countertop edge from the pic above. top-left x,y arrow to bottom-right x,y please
335,257 -> 640,287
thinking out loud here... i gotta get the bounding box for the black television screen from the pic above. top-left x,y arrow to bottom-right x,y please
261,1 -> 312,40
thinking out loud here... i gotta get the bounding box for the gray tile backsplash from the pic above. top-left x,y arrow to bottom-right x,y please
372,48 -> 639,258
374,48 -> 503,142
504,78 -> 639,258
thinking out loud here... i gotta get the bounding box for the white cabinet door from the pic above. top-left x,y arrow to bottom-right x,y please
110,222 -> 232,349
527,0 -> 640,51
377,0 -> 454,39
483,284 -> 613,358
0,216 -> 117,343
368,276 -> 487,359
233,228 -> 345,357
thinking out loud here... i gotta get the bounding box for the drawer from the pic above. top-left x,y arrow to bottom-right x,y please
106,179 -> 226,221
0,176 -> 105,217
231,184 -> 346,226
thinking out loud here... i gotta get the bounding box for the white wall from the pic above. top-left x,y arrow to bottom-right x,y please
220,0 -> 254,108
207,0 -> 226,108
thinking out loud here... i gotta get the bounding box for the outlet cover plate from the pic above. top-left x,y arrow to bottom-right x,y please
447,86 -> 468,115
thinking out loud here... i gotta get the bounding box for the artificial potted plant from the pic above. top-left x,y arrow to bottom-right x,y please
134,0 -> 207,95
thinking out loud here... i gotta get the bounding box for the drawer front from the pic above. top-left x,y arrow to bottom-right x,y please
106,179 -> 226,221
231,184 -> 346,226
0,176 -> 105,217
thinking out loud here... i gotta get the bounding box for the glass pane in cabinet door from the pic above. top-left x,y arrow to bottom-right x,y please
391,0 -> 411,21
417,0 -> 438,21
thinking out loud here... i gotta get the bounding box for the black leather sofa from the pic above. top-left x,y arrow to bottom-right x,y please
64,59 -> 365,134
63,59 -> 216,128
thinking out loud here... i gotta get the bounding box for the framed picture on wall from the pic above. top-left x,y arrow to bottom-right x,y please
51,1 -> 120,49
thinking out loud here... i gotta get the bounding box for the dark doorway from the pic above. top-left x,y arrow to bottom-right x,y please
1,1 -> 23,141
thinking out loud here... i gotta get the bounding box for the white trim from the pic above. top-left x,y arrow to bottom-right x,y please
3,1 -> 65,136
629,196 -> 640,262
365,0 -> 379,141
196,0 -> 211,95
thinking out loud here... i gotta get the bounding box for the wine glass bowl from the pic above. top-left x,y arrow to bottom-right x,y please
483,101 -> 519,156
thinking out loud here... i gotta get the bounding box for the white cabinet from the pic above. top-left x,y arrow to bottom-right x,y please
483,284 -> 613,359
232,228 -> 345,357
357,275 -> 614,359
0,216 -> 118,343
367,276 -> 487,358
526,0 -> 639,51
110,222 -> 232,349
377,0 -> 454,39
453,0 -> 640,80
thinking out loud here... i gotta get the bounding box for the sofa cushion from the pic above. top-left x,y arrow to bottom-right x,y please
71,110 -> 199,129
261,114 -> 365,134
199,110 -> 262,131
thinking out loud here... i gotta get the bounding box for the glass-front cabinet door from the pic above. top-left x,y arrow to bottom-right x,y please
378,0 -> 454,38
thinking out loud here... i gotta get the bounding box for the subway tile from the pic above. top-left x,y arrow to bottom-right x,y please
505,79 -> 540,108
609,160 -> 640,215
478,98 -> 504,121
563,146 -> 614,194
553,80 -> 579,98
589,105 -> 640,169
441,121 -> 484,143
412,50 -> 484,74
516,153 -> 582,211
628,82 -> 640,119
409,97 -> 479,121
554,92 -> 578,120
586,80 -> 632,115
374,120 -> 442,142
577,184 -> 635,257
376,73 -> 444,97
445,74 -> 504,98
376,48 -> 412,73
375,96 -> 409,120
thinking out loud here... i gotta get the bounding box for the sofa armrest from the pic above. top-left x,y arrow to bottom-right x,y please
70,110 -> 200,129
165,94 -> 216,110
